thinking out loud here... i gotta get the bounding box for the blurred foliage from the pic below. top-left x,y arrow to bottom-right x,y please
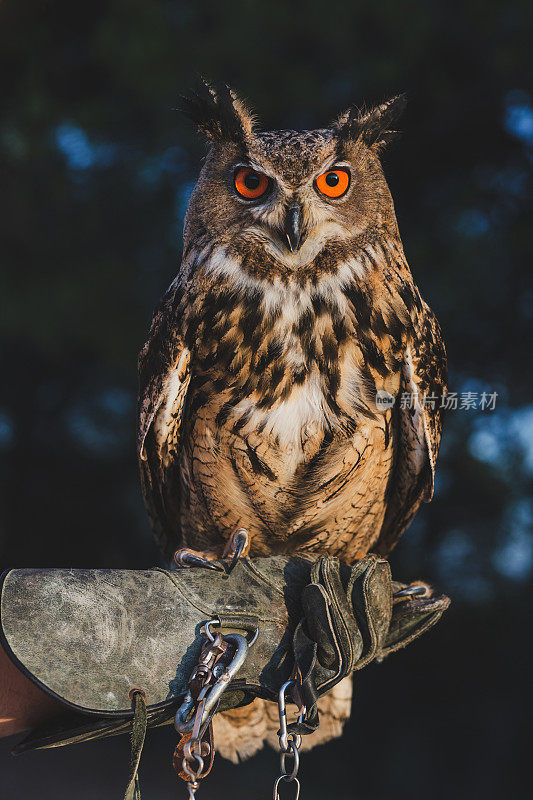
0,1 -> 532,798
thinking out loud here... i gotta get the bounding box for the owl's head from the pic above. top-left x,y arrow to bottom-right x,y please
181,83 -> 406,269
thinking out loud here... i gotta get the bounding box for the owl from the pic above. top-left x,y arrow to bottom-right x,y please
137,83 -> 447,761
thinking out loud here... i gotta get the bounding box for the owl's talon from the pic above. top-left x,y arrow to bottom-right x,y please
172,530 -> 250,574
223,528 -> 250,574
173,550 -> 224,572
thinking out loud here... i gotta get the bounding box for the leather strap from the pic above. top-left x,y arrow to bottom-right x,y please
124,691 -> 147,800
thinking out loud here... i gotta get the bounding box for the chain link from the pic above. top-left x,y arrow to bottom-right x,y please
280,740 -> 300,781
273,775 -> 301,800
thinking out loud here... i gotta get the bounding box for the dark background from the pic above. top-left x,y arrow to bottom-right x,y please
1,1 -> 532,798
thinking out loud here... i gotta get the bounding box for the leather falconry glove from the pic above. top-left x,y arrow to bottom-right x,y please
0,554 -> 449,754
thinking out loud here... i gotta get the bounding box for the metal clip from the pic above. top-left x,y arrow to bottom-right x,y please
175,619 -> 257,800
175,633 -> 249,735
277,680 -> 305,752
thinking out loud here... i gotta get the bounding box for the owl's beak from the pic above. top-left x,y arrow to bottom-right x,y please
284,204 -> 304,252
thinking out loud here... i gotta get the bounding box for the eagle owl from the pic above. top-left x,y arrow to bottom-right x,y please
137,83 -> 447,761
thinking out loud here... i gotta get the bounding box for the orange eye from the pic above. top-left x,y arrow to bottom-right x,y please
315,168 -> 350,199
234,167 -> 270,200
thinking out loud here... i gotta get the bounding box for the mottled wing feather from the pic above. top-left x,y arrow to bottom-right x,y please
410,302 -> 447,487
375,302 -> 447,555
137,285 -> 191,560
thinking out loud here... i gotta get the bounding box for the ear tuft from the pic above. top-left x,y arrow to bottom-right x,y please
334,93 -> 407,150
178,79 -> 256,144
359,94 -> 407,147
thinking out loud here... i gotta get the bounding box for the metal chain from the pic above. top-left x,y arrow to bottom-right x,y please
176,625 -> 222,799
273,680 -> 306,800
174,617 -> 256,799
